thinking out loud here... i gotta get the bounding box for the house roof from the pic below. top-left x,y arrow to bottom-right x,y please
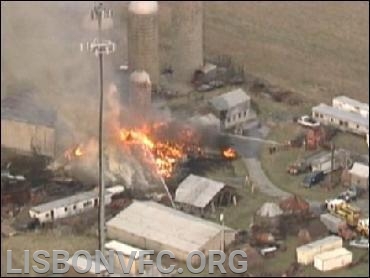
106,200 -> 234,254
175,174 -> 226,208
349,162 -> 369,178
1,91 -> 56,128
210,88 -> 250,111
312,104 -> 369,129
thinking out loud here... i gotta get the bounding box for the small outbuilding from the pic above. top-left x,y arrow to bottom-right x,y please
209,88 -> 251,132
296,235 -> 342,265
349,162 -> 369,190
175,174 -> 236,216
314,247 -> 352,272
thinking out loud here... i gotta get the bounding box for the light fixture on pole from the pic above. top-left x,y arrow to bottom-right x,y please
80,1 -> 115,254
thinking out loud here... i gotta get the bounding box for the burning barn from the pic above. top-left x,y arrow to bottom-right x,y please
174,174 -> 236,216
1,91 -> 57,158
106,200 -> 236,264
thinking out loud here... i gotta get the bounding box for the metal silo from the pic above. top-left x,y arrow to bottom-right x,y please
129,70 -> 152,117
128,1 -> 159,90
171,1 -> 204,84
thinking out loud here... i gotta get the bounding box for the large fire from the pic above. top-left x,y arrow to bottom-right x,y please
118,125 -> 187,178
64,122 -> 199,179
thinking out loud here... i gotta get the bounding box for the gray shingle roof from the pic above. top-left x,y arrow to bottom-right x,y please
210,88 -> 250,111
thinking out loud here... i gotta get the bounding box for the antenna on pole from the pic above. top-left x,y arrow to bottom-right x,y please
80,1 -> 115,254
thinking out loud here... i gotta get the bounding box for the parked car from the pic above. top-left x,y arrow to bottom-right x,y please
302,171 -> 325,188
297,115 -> 320,128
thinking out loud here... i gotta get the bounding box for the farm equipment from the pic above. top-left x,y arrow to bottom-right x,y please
324,199 -> 369,239
287,160 -> 310,175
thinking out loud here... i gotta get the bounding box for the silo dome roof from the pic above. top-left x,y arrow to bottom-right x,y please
130,70 -> 151,84
129,1 -> 158,15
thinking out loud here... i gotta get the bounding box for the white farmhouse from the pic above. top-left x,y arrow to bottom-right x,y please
209,88 -> 251,132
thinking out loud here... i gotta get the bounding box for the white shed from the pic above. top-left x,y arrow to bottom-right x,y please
314,247 -> 352,272
349,162 -> 369,189
105,240 -> 149,275
296,236 -> 342,265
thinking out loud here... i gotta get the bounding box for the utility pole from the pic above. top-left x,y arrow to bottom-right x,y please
80,2 -> 115,253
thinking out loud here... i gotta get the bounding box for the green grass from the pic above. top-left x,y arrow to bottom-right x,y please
333,132 -> 368,155
260,123 -> 368,202
2,230 -> 98,277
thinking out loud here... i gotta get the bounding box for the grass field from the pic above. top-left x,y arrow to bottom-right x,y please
260,122 -> 368,201
201,2 -> 369,104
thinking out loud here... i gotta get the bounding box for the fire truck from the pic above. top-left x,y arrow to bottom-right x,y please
325,199 -> 369,238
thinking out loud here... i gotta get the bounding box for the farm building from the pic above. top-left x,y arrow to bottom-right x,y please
314,248 -> 352,272
106,200 -> 236,264
1,91 -> 57,158
309,149 -> 350,174
105,240 -> 149,275
296,235 -> 342,265
209,88 -> 251,132
29,186 -> 124,223
349,162 -> 369,190
332,96 -> 369,118
312,103 -> 369,135
174,174 -> 236,216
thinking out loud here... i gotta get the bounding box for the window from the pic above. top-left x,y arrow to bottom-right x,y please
339,120 -> 343,126
64,207 -> 68,212
356,124 -> 360,129
330,118 -> 333,122
73,205 -> 77,210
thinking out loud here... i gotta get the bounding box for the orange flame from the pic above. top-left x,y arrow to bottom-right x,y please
222,147 -> 237,159
74,146 -> 83,157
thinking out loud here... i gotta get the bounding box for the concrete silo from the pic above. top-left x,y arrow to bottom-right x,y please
128,1 -> 159,90
171,2 -> 204,84
129,70 -> 152,118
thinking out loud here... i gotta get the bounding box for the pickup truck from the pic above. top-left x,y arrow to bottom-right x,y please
302,171 -> 324,188
297,115 -> 320,128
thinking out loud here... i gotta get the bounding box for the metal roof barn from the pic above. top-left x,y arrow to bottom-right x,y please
106,200 -> 236,263
175,174 -> 226,208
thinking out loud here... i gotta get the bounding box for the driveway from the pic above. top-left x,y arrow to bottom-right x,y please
224,126 -> 290,199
